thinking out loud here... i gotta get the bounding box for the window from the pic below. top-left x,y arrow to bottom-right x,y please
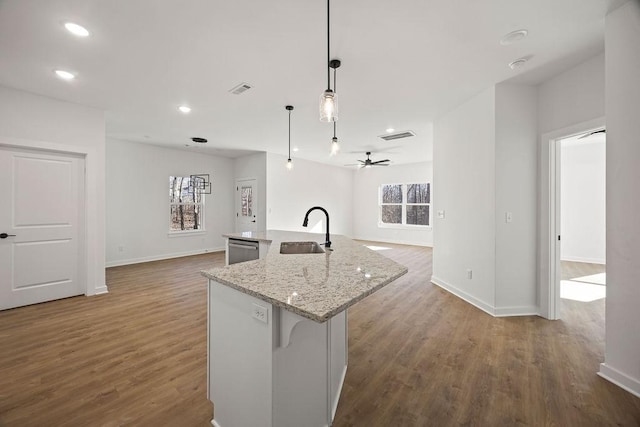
169,176 -> 204,231
380,183 -> 430,227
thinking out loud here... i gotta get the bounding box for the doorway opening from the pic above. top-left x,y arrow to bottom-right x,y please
545,124 -> 606,319
559,131 -> 606,309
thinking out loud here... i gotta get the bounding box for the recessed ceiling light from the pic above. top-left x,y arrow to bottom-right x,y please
500,29 -> 528,46
508,58 -> 528,70
386,128 -> 395,133
54,69 -> 75,80
178,105 -> 191,113
64,22 -> 90,37
191,137 -> 207,143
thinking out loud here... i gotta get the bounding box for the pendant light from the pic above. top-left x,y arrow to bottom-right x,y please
319,0 -> 338,122
286,105 -> 294,170
331,124 -> 339,156
329,60 -> 341,155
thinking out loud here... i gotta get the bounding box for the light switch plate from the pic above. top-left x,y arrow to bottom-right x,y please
437,210 -> 445,219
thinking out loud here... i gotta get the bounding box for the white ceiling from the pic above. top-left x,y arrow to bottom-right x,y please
0,0 -> 625,167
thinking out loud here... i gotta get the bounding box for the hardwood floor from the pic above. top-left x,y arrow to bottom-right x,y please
1,246 -> 639,426
0,253 -> 219,426
561,260 -> 606,281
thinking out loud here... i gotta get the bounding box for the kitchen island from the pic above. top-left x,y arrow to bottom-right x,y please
201,230 -> 408,427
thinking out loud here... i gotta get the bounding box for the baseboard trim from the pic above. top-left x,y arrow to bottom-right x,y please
494,306 -> 540,317
106,247 -> 225,268
598,363 -> 640,398
430,276 -> 495,316
561,256 -> 606,265
92,285 -> 109,295
352,236 -> 432,247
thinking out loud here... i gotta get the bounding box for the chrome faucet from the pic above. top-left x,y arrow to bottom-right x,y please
302,206 -> 331,248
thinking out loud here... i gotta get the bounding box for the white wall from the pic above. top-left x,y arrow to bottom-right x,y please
352,162 -> 433,246
265,153 -> 354,237
538,53 -> 605,135
600,0 -> 640,398
560,139 -> 606,264
494,83 -> 538,313
106,139 -> 234,266
432,87 -> 497,312
0,85 -> 106,295
234,153 -> 267,232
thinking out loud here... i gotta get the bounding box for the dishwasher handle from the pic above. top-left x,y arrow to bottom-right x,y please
228,243 -> 258,250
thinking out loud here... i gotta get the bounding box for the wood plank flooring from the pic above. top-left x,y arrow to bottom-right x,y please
1,245 -> 639,426
0,253 -> 219,426
561,260 -> 606,281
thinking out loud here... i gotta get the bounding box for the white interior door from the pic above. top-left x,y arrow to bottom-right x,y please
235,179 -> 257,233
0,147 -> 84,310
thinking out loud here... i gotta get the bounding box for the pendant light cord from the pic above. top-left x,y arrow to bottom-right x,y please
333,65 -> 337,138
327,0 -> 331,90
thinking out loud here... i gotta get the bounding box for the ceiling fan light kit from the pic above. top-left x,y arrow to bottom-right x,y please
353,152 -> 391,168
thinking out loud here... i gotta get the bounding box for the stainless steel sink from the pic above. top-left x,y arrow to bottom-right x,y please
279,241 -> 325,254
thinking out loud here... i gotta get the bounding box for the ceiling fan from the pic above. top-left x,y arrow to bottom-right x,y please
347,152 -> 391,168
578,129 -> 606,139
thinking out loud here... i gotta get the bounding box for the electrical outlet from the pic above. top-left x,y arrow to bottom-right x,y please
252,303 -> 268,323
467,269 -> 473,279
505,211 -> 513,223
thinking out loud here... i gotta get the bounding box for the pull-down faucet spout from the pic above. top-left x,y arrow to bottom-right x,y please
302,206 -> 331,248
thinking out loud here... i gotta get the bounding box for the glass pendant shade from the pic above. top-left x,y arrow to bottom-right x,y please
319,89 -> 338,122
286,158 -> 293,170
330,137 -> 340,156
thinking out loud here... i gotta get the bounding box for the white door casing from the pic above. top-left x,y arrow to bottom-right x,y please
235,178 -> 257,233
539,117 -> 605,320
0,147 -> 85,310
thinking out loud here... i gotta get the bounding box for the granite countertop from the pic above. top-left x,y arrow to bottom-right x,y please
222,231 -> 273,243
202,230 -> 408,323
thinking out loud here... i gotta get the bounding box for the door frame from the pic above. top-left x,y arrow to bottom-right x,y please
0,136 -> 106,297
538,117 -> 605,319
235,177 -> 258,233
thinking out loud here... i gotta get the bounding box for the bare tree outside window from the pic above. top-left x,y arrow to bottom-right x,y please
381,184 -> 403,224
380,183 -> 430,226
406,183 -> 430,225
170,176 -> 204,231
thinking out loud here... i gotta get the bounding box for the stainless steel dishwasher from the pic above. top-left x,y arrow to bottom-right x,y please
228,238 -> 260,264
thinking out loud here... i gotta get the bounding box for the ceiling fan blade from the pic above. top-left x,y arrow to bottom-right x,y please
578,129 -> 606,139
371,159 -> 390,164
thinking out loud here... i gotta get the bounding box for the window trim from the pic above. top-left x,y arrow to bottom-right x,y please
169,176 -> 206,233
378,182 -> 431,228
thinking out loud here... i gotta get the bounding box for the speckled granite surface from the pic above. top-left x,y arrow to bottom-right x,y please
222,231 -> 273,243
202,230 -> 408,323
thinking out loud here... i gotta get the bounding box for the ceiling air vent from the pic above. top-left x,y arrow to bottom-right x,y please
378,130 -> 416,141
229,82 -> 252,95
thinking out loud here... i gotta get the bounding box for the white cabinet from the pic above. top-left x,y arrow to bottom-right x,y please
207,280 -> 347,427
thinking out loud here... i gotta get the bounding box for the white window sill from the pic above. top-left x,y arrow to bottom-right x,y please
377,223 -> 432,230
167,230 -> 207,238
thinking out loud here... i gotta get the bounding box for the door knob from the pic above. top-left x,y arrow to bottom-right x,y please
0,233 -> 16,239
